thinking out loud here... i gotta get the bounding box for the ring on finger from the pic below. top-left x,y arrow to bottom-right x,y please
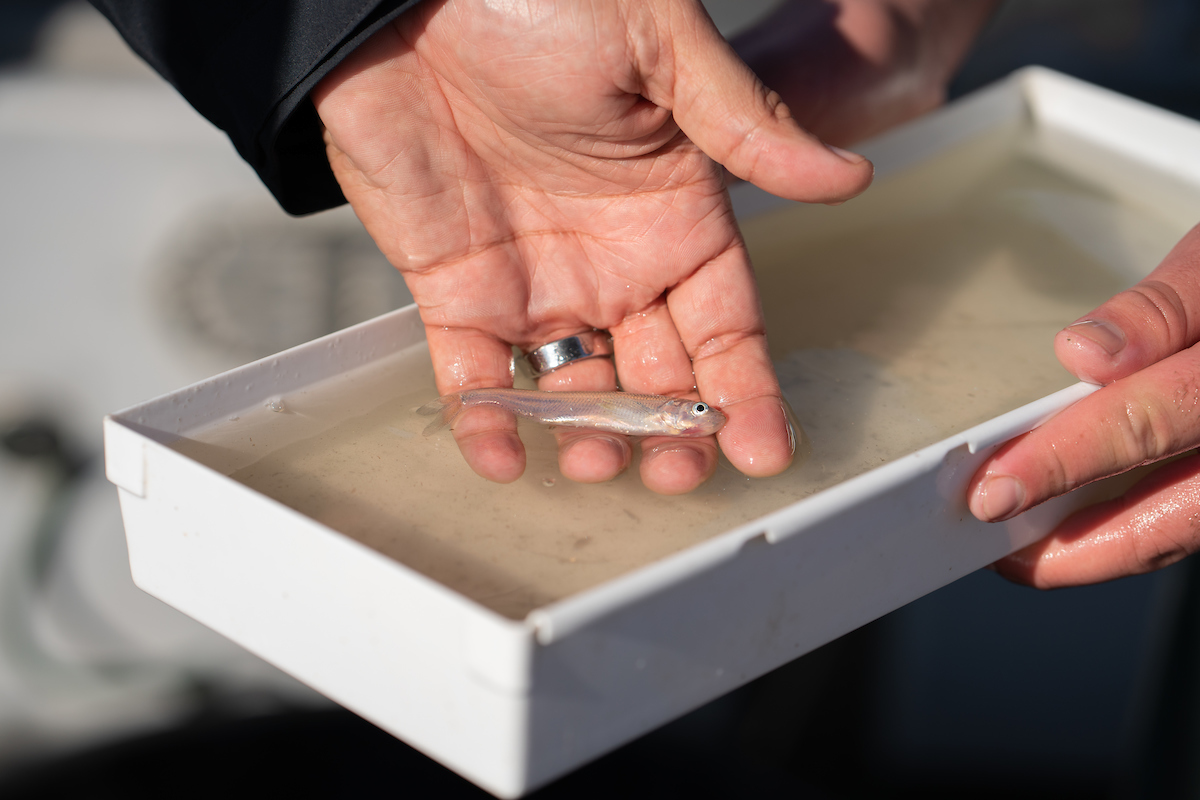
524,331 -> 612,379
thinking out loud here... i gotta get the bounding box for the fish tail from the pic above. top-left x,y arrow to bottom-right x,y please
416,394 -> 464,436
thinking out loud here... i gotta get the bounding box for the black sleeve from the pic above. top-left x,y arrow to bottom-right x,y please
89,0 -> 424,215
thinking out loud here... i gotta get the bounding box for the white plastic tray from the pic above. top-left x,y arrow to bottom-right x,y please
103,68 -> 1200,797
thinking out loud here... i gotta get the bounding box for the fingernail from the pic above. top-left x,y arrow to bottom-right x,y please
594,435 -> 630,464
1063,319 -> 1126,356
777,401 -> 798,456
561,434 -> 628,462
645,444 -> 706,471
826,143 -> 867,164
977,475 -> 1026,521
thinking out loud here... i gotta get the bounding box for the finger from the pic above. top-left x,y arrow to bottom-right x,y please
969,343 -> 1200,522
425,326 -> 525,483
668,243 -> 795,478
1055,223 -> 1200,384
611,296 -> 719,494
991,452 -> 1200,588
537,354 -> 633,484
611,296 -> 698,394
640,436 -> 720,495
637,2 -> 874,203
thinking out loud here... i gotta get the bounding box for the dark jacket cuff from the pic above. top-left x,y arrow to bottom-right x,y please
91,0 -> 425,215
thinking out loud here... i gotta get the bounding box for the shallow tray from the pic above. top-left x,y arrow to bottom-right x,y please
104,68 -> 1200,796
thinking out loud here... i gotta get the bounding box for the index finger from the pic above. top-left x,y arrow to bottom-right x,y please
969,340 -> 1200,523
970,224 -> 1200,522
1056,223 -> 1200,385
667,241 -> 795,477
425,325 -> 526,484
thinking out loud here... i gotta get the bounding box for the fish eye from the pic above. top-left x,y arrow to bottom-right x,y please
692,402 -> 709,415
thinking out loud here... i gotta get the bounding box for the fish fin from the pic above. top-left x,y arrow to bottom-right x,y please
416,394 -> 463,436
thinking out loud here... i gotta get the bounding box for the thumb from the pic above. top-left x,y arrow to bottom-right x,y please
641,2 -> 874,203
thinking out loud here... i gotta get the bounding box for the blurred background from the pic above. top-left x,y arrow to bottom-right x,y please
1,0 -> 1199,797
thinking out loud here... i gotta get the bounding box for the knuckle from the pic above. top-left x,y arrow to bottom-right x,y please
1130,525 -> 1191,574
723,85 -> 788,180
1118,399 -> 1176,464
690,329 -> 757,362
726,118 -> 769,180
1173,372 -> 1200,415
1043,441 -> 1076,495
763,89 -> 792,123
1126,280 -> 1190,351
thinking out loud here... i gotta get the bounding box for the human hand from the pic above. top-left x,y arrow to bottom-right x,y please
969,224 -> 1200,587
312,0 -> 873,493
732,0 -> 1000,146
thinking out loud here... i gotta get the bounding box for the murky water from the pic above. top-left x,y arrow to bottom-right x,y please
172,124 -> 1199,619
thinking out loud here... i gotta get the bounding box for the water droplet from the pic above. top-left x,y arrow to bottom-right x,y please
266,397 -> 286,413
542,478 -> 556,487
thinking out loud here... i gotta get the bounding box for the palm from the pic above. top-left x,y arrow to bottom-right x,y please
315,0 -> 872,492
397,126 -> 735,355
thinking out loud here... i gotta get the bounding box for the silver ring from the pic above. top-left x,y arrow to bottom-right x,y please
524,331 -> 612,378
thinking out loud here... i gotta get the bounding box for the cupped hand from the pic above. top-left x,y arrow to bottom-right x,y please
969,224 -> 1200,586
313,0 -> 873,493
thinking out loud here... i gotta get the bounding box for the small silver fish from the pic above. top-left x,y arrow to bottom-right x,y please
416,389 -> 726,437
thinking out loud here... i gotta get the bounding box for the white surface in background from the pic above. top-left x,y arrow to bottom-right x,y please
0,3 -> 329,764
0,76 -> 266,434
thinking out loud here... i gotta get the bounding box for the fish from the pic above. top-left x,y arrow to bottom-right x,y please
416,389 -> 726,437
